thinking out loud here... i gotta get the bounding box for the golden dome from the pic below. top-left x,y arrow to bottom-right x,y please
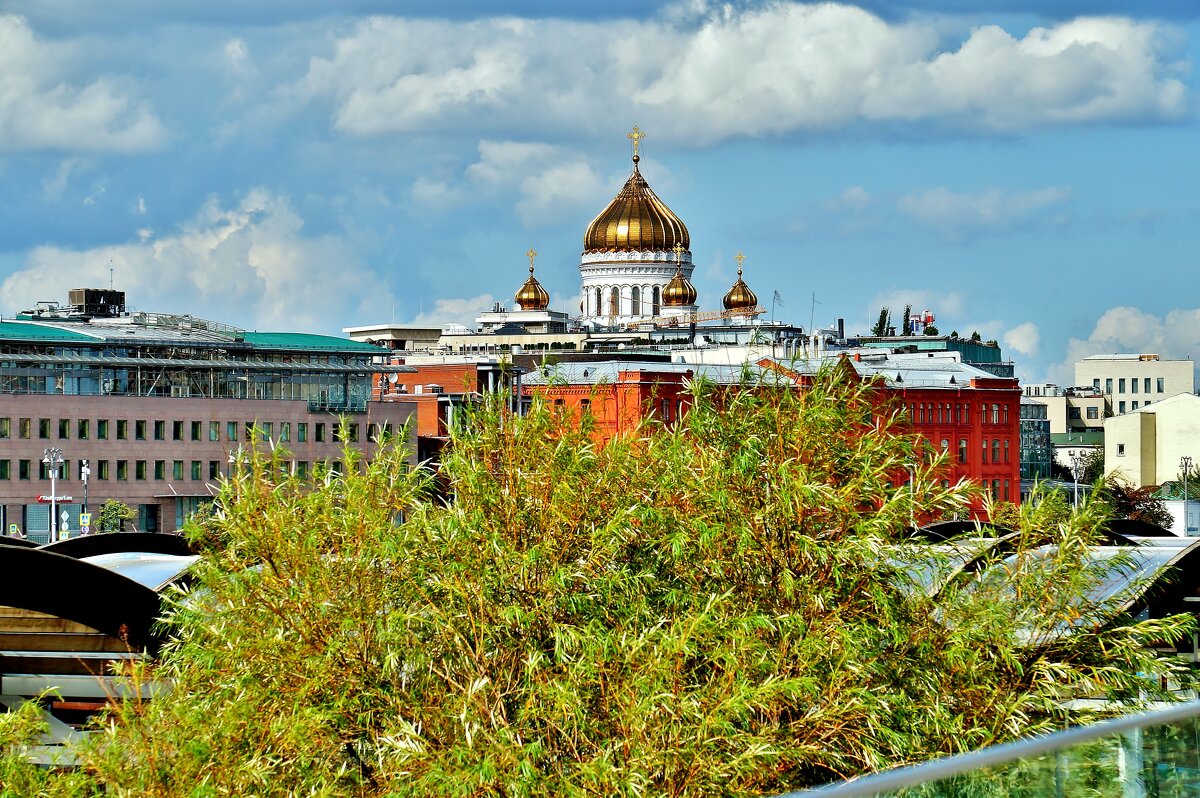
515,248 -> 550,311
662,266 -> 697,307
583,155 -> 689,253
723,252 -> 758,312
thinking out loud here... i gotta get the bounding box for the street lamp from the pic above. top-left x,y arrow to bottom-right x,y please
41,447 -> 63,542
1068,449 -> 1085,508
80,459 -> 90,516
1182,455 -> 1193,536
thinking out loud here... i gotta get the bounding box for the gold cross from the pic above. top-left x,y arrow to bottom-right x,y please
526,247 -> 537,273
627,126 -> 644,158
735,251 -> 745,274
673,242 -> 684,266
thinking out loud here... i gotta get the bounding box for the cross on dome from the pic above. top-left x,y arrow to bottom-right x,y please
627,126 -> 644,161
526,247 -> 537,273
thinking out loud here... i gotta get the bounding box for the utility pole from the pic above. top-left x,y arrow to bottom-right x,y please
1182,455 -> 1193,536
42,447 -> 63,541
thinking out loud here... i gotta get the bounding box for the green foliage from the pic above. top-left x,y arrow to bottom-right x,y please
8,368 -> 1195,796
1097,476 -> 1173,527
97,498 -> 136,532
0,697 -> 95,796
924,325 -> 939,336
872,306 -> 891,337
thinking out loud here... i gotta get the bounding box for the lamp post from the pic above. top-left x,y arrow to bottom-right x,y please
1182,455 -> 1193,536
41,447 -> 63,541
81,459 -> 90,516
1068,449 -> 1085,508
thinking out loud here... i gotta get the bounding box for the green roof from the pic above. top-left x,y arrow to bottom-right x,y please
1051,430 -> 1105,446
243,332 -> 386,354
0,320 -> 101,343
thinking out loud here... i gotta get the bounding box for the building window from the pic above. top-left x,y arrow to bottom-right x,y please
261,422 -> 273,440
154,420 -> 165,440
1105,378 -> 1113,394
116,460 -> 128,481
1158,377 -> 1165,393
19,460 -> 30,480
77,419 -> 89,439
58,419 -> 70,439
297,423 -> 307,443
1131,378 -> 1138,394
191,461 -> 201,480
1119,401 -> 1126,413
173,420 -> 184,441
209,421 -> 220,442
280,422 -> 290,442
609,287 -> 619,317
1004,440 -> 1010,463
154,460 -> 165,480
97,419 -> 108,439
1117,443 -> 1126,457
296,461 -> 309,479
18,418 -> 29,439
227,421 -> 238,441
315,423 -> 326,443
209,461 -> 220,479
1132,401 -> 1139,410
1144,378 -> 1151,393
98,460 -> 110,480
0,418 -> 8,439
652,286 -> 661,315
594,287 -> 601,316
992,439 -> 1000,463
1119,378 -> 1126,393
631,286 -> 641,316
191,421 -> 202,441
173,460 -> 184,480
244,422 -> 254,442
1086,407 -> 1099,420
959,439 -> 967,463
1004,480 -> 1010,501
39,418 -> 50,439
136,460 -> 147,480
1093,378 -> 1100,389
0,460 -> 8,480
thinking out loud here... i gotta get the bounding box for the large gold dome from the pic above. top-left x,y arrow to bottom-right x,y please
583,156 -> 690,253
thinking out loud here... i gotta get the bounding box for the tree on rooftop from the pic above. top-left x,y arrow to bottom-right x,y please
11,367 -> 1194,796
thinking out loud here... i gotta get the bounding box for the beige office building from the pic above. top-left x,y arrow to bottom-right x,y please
1075,354 -> 1194,416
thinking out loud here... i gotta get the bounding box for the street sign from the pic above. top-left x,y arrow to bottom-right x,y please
7,524 -> 17,536
79,513 -> 91,526
35,495 -> 73,503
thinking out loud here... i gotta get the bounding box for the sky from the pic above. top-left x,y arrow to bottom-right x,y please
0,0 -> 1198,386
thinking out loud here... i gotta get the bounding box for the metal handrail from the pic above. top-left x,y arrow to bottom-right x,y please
786,700 -> 1200,798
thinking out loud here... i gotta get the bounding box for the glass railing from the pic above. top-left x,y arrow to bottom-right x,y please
791,700 -> 1200,798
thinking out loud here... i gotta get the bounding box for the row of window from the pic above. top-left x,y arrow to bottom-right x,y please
1095,377 -> 1166,395
0,418 -> 394,444
947,438 -> 1011,465
0,458 -> 339,481
1117,400 -> 1151,414
910,402 -> 1011,426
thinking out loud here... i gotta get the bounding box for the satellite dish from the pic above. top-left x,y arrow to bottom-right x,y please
388,373 -> 399,384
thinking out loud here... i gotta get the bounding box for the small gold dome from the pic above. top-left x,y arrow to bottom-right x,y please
515,248 -> 550,311
662,267 -> 697,307
583,156 -> 689,253
723,253 -> 758,312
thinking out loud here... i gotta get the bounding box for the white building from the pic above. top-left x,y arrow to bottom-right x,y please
1075,354 -> 1193,416
1104,392 -> 1200,488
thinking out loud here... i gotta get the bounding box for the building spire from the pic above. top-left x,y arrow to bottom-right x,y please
526,247 -> 537,275
735,251 -> 745,277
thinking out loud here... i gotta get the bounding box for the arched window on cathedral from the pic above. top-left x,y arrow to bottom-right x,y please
594,287 -> 602,316
631,286 -> 640,316
609,287 -> 620,317
652,286 -> 661,315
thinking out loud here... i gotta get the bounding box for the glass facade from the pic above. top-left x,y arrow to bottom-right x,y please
1019,400 -> 1052,480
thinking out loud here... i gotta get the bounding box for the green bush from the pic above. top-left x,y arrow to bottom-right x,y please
10,367 -> 1193,796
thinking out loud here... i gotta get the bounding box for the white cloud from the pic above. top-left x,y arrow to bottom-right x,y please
897,187 -> 1071,233
0,190 -> 387,333
293,7 -> 1187,143
1003,321 -> 1040,356
406,294 -> 495,328
1046,306 -> 1200,384
412,139 -> 616,226
0,15 -> 167,153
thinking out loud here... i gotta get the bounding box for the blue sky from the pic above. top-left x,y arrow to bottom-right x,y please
0,0 -> 1197,385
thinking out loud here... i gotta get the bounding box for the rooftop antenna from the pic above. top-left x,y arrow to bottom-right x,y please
109,260 -> 114,290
